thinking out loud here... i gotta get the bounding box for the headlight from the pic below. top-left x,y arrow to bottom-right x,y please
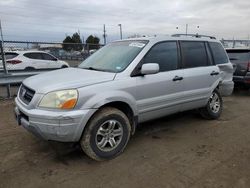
39,89 -> 78,109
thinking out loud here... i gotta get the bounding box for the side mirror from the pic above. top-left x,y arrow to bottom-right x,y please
141,63 -> 159,75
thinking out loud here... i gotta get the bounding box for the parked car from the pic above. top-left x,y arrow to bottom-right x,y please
226,48 -> 250,88
0,51 -> 69,70
14,35 -> 234,161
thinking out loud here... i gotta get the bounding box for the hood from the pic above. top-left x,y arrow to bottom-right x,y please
23,68 -> 116,94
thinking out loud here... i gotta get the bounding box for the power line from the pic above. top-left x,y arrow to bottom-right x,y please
0,2 -> 121,18
0,12 -> 120,32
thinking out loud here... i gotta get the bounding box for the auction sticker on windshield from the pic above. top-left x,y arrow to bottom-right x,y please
129,42 -> 146,48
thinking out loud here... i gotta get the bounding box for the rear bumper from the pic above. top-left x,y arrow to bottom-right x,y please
233,73 -> 250,87
219,80 -> 234,96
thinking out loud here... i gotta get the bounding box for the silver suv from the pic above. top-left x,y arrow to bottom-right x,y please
14,35 -> 234,161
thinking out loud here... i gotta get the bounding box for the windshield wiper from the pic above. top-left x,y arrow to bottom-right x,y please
82,67 -> 102,71
81,66 -> 115,73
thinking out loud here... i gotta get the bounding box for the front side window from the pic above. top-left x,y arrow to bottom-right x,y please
181,41 -> 208,68
42,53 -> 56,61
209,42 -> 228,64
79,40 -> 148,73
143,41 -> 178,72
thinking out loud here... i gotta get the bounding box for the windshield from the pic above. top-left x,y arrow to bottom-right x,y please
79,40 -> 148,73
227,51 -> 250,62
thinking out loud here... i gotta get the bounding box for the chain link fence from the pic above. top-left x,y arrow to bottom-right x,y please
0,41 -> 104,99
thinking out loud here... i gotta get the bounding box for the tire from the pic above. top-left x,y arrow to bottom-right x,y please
24,67 -> 35,71
61,65 -> 68,68
80,107 -> 131,161
199,89 -> 223,120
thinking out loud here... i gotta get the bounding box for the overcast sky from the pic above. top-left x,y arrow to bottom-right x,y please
0,0 -> 249,43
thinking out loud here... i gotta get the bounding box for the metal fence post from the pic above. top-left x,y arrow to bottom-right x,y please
86,43 -> 90,55
0,40 -> 11,98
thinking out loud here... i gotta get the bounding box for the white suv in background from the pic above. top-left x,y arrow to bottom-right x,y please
0,51 -> 69,70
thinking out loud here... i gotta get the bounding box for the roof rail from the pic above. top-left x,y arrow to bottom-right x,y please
172,34 -> 216,39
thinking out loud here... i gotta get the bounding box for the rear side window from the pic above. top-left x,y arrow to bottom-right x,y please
24,53 -> 43,60
181,41 -> 208,68
209,42 -> 228,64
0,52 -> 18,60
143,41 -> 178,72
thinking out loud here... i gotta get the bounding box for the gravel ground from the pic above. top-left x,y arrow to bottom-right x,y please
0,90 -> 250,188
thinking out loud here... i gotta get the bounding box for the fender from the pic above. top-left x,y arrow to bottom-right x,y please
82,90 -> 138,116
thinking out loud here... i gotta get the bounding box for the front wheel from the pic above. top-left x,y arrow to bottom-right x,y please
61,65 -> 68,68
80,107 -> 131,161
199,89 -> 223,120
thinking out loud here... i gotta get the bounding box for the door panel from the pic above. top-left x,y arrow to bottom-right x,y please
136,69 -> 184,122
181,66 -> 220,111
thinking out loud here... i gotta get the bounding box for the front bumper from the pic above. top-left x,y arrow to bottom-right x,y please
14,98 -> 96,142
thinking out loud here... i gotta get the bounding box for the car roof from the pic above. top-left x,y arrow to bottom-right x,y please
5,50 -> 49,54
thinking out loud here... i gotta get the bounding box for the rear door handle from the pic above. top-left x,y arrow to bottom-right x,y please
173,76 -> 183,81
210,71 -> 219,76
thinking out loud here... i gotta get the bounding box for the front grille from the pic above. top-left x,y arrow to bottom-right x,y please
19,85 -> 35,105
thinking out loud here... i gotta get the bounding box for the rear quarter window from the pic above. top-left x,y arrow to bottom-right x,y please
209,42 -> 229,64
0,52 -> 19,60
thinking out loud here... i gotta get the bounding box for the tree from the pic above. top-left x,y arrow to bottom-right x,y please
86,35 -> 100,50
62,32 -> 83,51
62,36 -> 74,51
71,32 -> 83,51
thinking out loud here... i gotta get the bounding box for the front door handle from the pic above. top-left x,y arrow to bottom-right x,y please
210,71 -> 220,76
173,76 -> 183,81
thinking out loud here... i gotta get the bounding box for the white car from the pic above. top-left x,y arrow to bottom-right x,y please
0,51 -> 69,70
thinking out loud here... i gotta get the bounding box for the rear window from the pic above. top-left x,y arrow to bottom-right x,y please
226,50 -> 250,62
0,52 -> 18,60
209,42 -> 228,64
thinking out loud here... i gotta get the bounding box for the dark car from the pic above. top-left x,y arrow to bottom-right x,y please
226,48 -> 250,88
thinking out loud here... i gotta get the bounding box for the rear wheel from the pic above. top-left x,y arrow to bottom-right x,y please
199,89 -> 223,120
80,107 -> 131,161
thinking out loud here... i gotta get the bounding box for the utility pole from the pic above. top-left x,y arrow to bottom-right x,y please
103,24 -> 107,45
0,19 -> 4,44
185,24 -> 188,36
0,19 -> 11,98
118,24 -> 122,40
248,34 -> 249,47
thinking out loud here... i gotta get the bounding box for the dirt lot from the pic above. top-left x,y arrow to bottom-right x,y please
1,90 -> 250,188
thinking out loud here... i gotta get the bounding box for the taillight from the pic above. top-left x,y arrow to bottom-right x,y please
6,60 -> 22,64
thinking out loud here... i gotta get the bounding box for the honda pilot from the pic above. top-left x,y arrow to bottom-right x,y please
14,35 -> 234,161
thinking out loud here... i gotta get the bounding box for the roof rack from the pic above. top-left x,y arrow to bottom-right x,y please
172,34 -> 216,39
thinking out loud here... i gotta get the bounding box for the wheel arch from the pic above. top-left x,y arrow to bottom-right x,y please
100,101 -> 138,135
